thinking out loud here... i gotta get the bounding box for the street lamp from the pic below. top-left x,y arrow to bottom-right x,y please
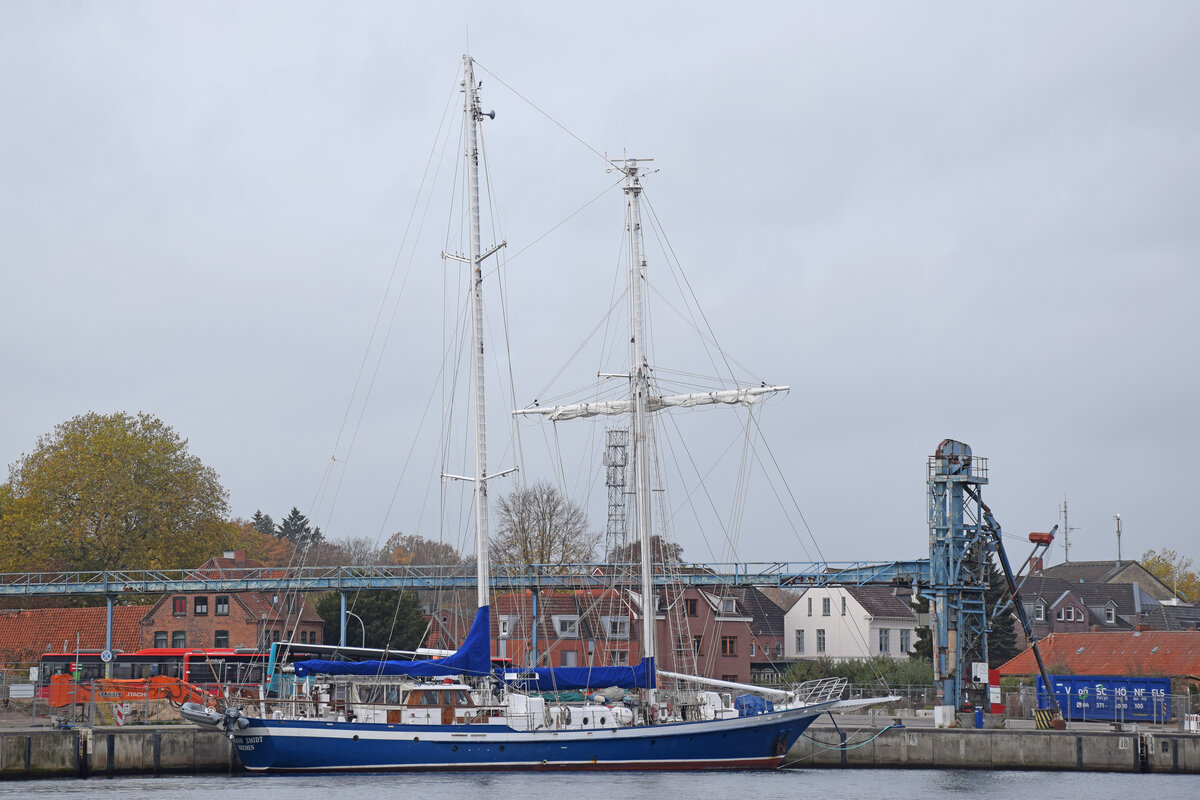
345,611 -> 366,648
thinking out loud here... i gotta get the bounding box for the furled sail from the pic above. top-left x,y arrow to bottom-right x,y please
515,386 -> 789,422
292,606 -> 492,679
498,657 -> 655,692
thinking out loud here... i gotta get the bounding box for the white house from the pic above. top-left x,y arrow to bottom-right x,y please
783,585 -> 917,661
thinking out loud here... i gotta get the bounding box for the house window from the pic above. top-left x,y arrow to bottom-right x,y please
775,642 -> 783,657
215,596 -> 229,616
721,636 -> 737,656
271,630 -> 281,643
1035,601 -> 1045,621
172,596 -> 186,615
822,597 -> 831,616
556,616 -> 579,637
721,674 -> 739,682
606,617 -> 629,637
816,629 -> 826,654
807,597 -> 813,616
214,630 -> 229,648
1056,608 -> 1065,621
562,650 -> 579,668
685,599 -> 698,617
879,628 -> 891,653
841,597 -> 847,616
498,617 -> 511,637
194,596 -> 208,616
675,635 -> 690,654
610,650 -> 628,666
795,629 -> 805,654
692,635 -> 703,656
1105,607 -> 1115,624
285,594 -> 296,613
154,631 -> 168,648
171,631 -> 186,648
749,640 -> 756,657
900,629 -> 911,652
272,594 -> 279,606
721,597 -> 736,614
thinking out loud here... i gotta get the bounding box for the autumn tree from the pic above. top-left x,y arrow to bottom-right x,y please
492,481 -> 596,567
1141,547 -> 1199,603
314,589 -> 427,650
231,520 -> 297,567
0,412 -> 238,571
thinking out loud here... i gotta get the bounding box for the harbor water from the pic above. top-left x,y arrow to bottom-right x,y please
2,769 -> 1196,799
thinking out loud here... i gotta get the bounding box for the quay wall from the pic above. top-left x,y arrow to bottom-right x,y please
788,726 -> 1200,774
0,727 -> 235,780
3,725 -> 1198,778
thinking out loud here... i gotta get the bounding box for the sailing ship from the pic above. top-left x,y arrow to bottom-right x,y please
182,55 -> 859,771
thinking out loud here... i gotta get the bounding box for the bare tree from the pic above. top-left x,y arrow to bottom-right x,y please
312,536 -> 382,566
383,533 -> 467,567
492,481 -> 597,567
607,534 -> 684,566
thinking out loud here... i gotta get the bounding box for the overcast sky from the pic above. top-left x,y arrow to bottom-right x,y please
2,2 -> 1197,572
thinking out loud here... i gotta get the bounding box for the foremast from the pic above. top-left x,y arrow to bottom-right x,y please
623,159 -> 658,668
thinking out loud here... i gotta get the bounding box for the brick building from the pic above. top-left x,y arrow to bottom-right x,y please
137,551 -> 323,651
0,607 -> 144,667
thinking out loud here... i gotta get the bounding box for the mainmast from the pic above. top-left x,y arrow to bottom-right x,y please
444,55 -> 509,611
512,157 -> 789,684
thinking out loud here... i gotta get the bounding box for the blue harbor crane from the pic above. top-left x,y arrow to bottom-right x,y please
925,439 -> 1061,718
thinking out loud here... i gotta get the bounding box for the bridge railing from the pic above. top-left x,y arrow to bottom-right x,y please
0,560 -> 930,596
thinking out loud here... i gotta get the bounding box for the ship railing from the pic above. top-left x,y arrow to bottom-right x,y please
792,676 -> 847,706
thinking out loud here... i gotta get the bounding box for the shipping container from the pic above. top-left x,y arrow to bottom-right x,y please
1036,674 -> 1171,722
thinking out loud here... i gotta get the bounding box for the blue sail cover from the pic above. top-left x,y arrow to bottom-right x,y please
292,606 -> 492,679
498,657 -> 655,692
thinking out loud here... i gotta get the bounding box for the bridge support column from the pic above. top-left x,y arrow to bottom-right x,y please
339,592 -> 347,648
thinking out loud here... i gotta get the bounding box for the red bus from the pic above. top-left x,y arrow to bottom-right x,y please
37,648 -> 268,699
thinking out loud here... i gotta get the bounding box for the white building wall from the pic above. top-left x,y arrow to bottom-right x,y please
782,586 -> 917,661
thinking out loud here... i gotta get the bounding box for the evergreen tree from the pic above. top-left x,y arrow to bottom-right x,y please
910,591 -> 933,661
251,510 -> 275,538
315,590 -> 427,650
986,556 -> 1020,668
277,507 -> 323,549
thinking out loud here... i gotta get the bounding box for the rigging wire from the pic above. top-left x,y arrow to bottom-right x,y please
473,60 -> 610,167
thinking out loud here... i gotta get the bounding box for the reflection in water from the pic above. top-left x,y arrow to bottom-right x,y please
2,769 -> 1195,800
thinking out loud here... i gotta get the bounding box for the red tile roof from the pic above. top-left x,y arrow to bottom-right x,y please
998,631 -> 1200,677
0,606 -> 145,662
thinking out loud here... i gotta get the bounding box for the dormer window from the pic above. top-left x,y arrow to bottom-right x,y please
604,617 -> 629,638
721,598 -> 736,614
498,617 -> 511,638
1105,607 -> 1115,624
553,615 -> 579,637
1035,601 -> 1045,621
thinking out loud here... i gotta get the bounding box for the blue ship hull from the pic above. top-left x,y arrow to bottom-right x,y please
231,705 -> 824,771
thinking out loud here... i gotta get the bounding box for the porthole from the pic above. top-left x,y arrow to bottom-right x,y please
413,736 -> 420,742
352,735 -> 359,742
499,745 -> 505,752
452,745 -> 458,752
